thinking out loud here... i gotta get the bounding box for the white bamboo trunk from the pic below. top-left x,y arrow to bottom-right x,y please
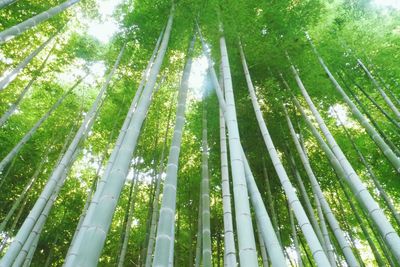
0,0 -> 16,9
0,0 -> 79,43
218,79 -> 237,266
152,32 -> 195,267
0,34 -> 54,92
198,25 -> 258,265
201,101 -> 212,267
65,9 -> 174,265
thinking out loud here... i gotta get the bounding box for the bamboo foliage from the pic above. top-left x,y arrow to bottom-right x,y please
144,93 -> 174,267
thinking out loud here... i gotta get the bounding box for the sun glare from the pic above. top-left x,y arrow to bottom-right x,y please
188,55 -> 209,100
373,0 -> 400,9
86,0 -> 123,43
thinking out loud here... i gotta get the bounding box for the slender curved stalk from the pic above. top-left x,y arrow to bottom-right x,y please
117,175 -> 139,267
0,77 -> 81,174
218,77 -> 237,266
256,218 -> 269,267
288,202 -> 303,267
339,74 -> 400,156
200,99 -> 212,267
0,42 -> 55,126
305,34 -> 400,172
0,148 -> 49,233
0,34 -> 55,92
283,147 -> 327,252
144,94 -> 175,267
352,78 -> 400,130
0,0 -> 79,43
152,32 -> 194,267
12,145 -> 80,266
194,193 -> 202,267
262,161 -> 281,242
357,59 -> 400,119
241,151 -> 287,266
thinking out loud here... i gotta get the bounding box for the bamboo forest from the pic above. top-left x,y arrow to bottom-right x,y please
1,0 -> 400,266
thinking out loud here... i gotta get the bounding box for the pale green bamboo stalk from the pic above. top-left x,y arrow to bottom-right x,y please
13,145 -> 80,266
335,181 -> 388,266
152,32 -> 195,267
239,44 -> 329,266
68,12 -> 172,266
0,42 -> 55,127
0,77 -> 82,173
357,59 -> 400,119
340,75 -> 400,156
0,148 -> 49,233
256,218 -> 269,267
262,161 -> 281,242
144,93 -> 174,267
66,39 -> 162,261
0,0 -> 16,9
288,203 -> 303,267
0,45 -> 125,267
0,0 -> 78,43
65,24 -> 165,265
284,147 -> 327,253
218,77 -> 237,266
201,99 -> 212,267
305,34 -> 400,173
117,175 -> 139,267
353,78 -> 400,130
198,25 -> 258,265
0,34 -> 55,92
241,151 -> 287,266
289,63 -> 400,261
194,193 -> 202,267
282,102 -> 360,267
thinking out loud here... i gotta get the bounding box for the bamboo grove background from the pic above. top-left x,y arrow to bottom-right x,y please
0,0 -> 399,266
